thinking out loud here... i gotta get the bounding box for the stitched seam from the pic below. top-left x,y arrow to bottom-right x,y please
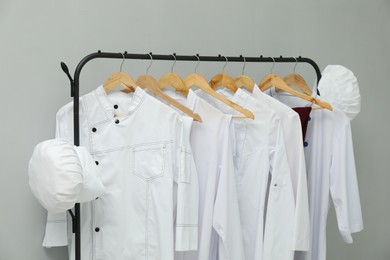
133,144 -> 166,181
145,182 -> 150,260
91,141 -> 173,155
92,201 -> 96,260
180,151 -> 191,183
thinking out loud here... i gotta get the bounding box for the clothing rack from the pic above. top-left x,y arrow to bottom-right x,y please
60,51 -> 322,260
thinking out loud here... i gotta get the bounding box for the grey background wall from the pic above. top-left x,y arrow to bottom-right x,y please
1,0 -> 389,259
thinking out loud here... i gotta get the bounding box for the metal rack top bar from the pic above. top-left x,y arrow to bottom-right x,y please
73,52 -> 321,86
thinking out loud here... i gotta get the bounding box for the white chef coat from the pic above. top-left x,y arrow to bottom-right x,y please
252,85 -> 310,251
197,88 -> 296,260
161,89 -> 245,260
42,86 -> 199,260
266,88 -> 363,260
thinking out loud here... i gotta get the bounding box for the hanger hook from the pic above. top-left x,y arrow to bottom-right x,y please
171,54 -> 177,73
146,53 -> 153,75
222,56 -> 229,73
120,52 -> 126,72
194,54 -> 200,73
241,55 -> 246,75
270,57 -> 276,73
293,57 -> 298,73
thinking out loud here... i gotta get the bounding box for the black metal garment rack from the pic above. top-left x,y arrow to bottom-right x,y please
60,51 -> 322,260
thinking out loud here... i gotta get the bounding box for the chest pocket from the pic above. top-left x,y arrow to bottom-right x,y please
132,143 -> 167,181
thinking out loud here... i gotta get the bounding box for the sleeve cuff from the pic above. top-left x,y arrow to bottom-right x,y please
42,217 -> 68,247
175,225 -> 198,251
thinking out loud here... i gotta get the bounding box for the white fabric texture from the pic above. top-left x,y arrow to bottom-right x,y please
166,90 -> 245,260
198,88 -> 296,260
318,65 -> 361,120
266,88 -> 363,260
29,139 -> 105,214
252,85 -> 310,251
42,86 -> 199,260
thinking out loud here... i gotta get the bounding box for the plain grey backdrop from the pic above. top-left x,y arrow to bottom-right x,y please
1,0 -> 389,259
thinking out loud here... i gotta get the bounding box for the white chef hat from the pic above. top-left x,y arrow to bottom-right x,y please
318,65 -> 361,120
29,139 -> 105,213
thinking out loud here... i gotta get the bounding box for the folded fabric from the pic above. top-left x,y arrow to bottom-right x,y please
318,65 -> 361,120
29,139 -> 105,213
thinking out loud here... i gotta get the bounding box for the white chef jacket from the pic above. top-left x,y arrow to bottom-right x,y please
252,85 -> 310,251
42,86 -> 199,260
266,88 -> 363,260
197,88 -> 296,260
161,89 -> 245,260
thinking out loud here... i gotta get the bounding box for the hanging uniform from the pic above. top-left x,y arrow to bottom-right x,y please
41,86 -> 199,260
197,88 -> 296,260
252,86 -> 310,251
266,88 -> 363,260
160,89 -> 245,260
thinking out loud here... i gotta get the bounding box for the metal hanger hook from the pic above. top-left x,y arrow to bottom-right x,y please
222,56 -> 229,73
146,53 -> 153,75
194,54 -> 200,73
293,57 -> 298,73
270,57 -> 276,73
120,52 -> 126,72
241,56 -> 246,75
171,54 -> 177,73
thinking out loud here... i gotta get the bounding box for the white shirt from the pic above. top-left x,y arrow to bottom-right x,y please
252,86 -> 310,251
42,86 -> 199,260
266,88 -> 363,260
197,88 -> 296,260
163,89 -> 245,260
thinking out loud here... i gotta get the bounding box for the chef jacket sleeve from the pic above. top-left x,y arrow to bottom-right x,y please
330,115 -> 363,243
174,117 -> 199,251
212,116 -> 245,260
263,117 -> 295,260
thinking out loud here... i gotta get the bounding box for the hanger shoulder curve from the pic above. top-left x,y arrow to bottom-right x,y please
185,73 -> 254,119
283,73 -> 313,95
235,75 -> 255,92
260,74 -> 333,111
103,71 -> 136,93
138,74 -> 202,122
209,73 -> 238,93
259,73 -> 315,102
158,72 -> 189,96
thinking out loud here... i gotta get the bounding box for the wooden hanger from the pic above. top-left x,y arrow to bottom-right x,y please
234,56 -> 255,92
283,74 -> 312,95
158,55 -> 189,96
209,56 -> 238,93
282,58 -> 312,95
259,73 -> 332,110
184,55 -> 254,119
103,53 -> 137,93
137,54 -> 202,122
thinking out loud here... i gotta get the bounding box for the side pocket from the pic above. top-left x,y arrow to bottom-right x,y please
133,143 -> 166,181
180,147 -> 192,183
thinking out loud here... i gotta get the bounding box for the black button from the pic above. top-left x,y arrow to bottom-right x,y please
95,227 -> 100,232
95,161 -> 99,165
114,104 -> 118,109
304,141 -> 309,147
308,116 -> 311,121
115,119 -> 120,124
92,128 -> 97,132
96,197 -> 99,200
274,183 -> 278,187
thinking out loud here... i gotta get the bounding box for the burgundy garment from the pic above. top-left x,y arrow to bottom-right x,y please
292,107 -> 312,141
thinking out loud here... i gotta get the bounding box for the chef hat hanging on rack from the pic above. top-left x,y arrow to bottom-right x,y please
318,65 -> 361,120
